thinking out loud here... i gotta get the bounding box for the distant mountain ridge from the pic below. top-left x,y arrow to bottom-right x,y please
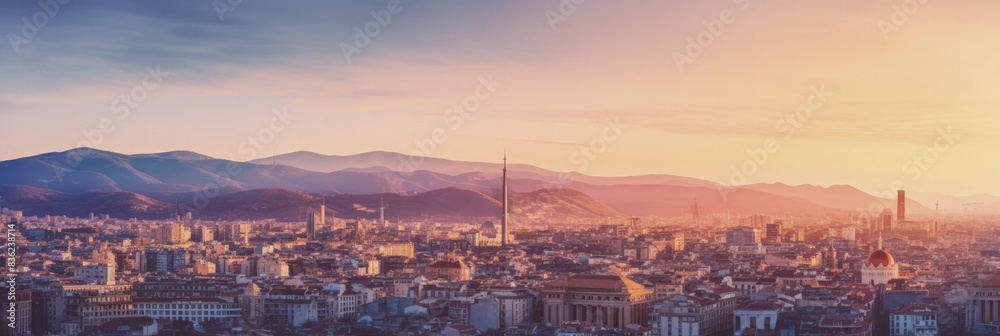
0,148 -> 974,220
0,185 -> 619,221
250,150 -> 720,188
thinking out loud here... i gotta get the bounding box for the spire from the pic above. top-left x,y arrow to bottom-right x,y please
380,197 -> 385,226
501,151 -> 509,246
877,232 -> 883,250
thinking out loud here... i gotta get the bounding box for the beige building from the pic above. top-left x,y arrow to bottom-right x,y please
426,258 -> 472,281
156,223 -> 187,244
258,257 -> 290,277
377,241 -> 415,258
541,273 -> 654,329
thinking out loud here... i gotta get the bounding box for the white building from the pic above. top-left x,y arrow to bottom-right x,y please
488,289 -> 534,329
133,299 -> 242,324
734,296 -> 794,336
891,304 -> 938,336
73,263 -> 115,285
264,299 -> 318,327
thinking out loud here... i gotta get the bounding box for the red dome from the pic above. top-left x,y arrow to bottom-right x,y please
865,250 -> 894,267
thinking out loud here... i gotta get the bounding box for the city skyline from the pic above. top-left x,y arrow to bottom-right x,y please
3,2 -> 999,335
1,1 -> 999,196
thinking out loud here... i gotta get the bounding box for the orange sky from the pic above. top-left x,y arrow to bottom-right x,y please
1,0 -> 998,196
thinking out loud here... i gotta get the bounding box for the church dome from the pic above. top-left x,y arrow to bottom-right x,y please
865,250 -> 894,267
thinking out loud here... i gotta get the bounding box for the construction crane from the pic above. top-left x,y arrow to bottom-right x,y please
962,202 -> 984,214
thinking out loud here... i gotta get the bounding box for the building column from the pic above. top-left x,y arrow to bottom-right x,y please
987,300 -> 992,323
965,300 -> 976,326
988,300 -> 993,323
983,300 -> 987,323
993,300 -> 998,322
984,300 -> 988,323
995,300 -> 1000,322
989,300 -> 994,323
625,305 -> 632,326
614,307 -> 625,328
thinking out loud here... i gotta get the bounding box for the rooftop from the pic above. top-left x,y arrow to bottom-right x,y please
546,273 -> 647,292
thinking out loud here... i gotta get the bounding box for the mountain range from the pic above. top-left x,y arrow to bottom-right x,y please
0,148 -> 981,222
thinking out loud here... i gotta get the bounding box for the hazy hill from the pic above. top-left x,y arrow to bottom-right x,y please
0,185 -> 173,219
743,183 -> 932,215
566,183 -> 847,217
169,187 -> 620,222
250,150 -> 719,188
0,185 -> 619,222
905,190 -> 1000,214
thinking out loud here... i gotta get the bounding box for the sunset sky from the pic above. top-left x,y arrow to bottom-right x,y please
1,0 -> 998,196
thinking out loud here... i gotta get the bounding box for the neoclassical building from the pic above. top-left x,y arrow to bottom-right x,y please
542,273 -> 654,329
967,274 -> 1000,328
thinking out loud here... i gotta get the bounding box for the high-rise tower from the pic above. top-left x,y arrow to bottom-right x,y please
501,153 -> 509,246
897,189 -> 905,221
879,208 -> 893,232
306,212 -> 317,240
380,198 -> 385,227
690,198 -> 702,220
319,195 -> 326,225
932,201 -> 939,237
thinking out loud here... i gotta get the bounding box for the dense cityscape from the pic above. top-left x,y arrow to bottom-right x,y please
2,157 -> 1000,335
4,1 -> 1000,336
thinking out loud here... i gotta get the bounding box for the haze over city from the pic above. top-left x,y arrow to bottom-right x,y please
2,1 -> 1000,336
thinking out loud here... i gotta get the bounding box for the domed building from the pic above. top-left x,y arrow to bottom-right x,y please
861,236 -> 898,285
